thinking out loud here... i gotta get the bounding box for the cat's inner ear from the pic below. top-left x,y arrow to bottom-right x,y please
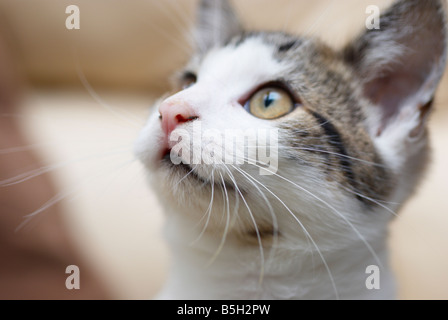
195,0 -> 243,53
343,0 -> 447,138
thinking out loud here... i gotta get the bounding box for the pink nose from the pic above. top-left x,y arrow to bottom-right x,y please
159,100 -> 199,137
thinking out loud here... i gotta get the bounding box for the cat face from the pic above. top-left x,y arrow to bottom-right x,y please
136,0 -> 447,247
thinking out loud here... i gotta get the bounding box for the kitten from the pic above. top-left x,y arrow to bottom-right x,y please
136,0 -> 447,299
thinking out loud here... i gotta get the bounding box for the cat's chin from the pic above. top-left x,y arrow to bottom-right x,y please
157,150 -> 242,195
162,153 -> 204,182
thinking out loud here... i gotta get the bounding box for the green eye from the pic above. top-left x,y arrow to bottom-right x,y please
245,87 -> 295,119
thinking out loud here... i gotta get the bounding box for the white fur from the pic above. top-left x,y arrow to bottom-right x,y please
135,0 -> 448,299
155,213 -> 396,300
135,38 -> 399,300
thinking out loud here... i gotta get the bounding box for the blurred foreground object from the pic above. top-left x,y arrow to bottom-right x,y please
0,27 -> 110,299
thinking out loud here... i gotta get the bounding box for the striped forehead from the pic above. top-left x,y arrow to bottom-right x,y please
196,37 -> 291,98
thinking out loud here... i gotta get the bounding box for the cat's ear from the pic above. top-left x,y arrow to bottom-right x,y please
342,0 -> 447,138
195,0 -> 243,53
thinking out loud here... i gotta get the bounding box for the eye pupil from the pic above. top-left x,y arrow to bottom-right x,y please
263,92 -> 278,108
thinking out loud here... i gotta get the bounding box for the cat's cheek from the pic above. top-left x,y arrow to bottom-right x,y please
135,114 -> 166,170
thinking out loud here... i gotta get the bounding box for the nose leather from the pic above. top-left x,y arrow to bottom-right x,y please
159,100 -> 198,137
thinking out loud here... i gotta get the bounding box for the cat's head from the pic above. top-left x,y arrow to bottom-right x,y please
136,0 -> 447,248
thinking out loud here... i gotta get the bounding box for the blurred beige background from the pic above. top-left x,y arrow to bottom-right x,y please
0,0 -> 447,299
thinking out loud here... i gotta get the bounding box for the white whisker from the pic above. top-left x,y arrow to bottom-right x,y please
15,156 -> 136,232
230,165 -> 279,266
225,166 -> 265,286
76,64 -> 146,128
206,171 -> 231,267
0,146 -> 134,187
230,164 -> 339,299
191,170 -> 215,245
237,158 -> 383,270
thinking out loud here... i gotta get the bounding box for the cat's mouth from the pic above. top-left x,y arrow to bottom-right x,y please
161,150 -> 238,191
162,151 -> 204,182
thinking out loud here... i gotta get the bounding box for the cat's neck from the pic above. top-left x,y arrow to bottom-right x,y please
156,214 -> 396,300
